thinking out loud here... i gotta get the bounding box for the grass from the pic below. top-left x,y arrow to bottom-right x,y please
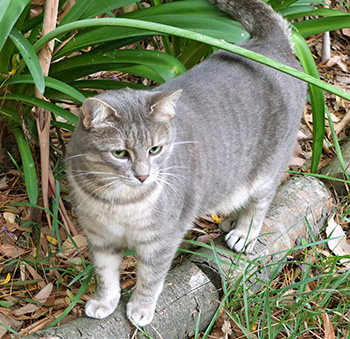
183,226 -> 350,339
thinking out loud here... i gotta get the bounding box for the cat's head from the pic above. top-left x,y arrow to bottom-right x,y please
70,89 -> 182,188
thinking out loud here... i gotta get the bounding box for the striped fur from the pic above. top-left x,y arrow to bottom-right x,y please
66,0 -> 306,327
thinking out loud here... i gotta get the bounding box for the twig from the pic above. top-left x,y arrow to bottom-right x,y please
333,109 -> 350,137
34,0 -> 59,228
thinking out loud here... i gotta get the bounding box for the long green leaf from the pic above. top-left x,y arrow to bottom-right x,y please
294,15 -> 350,37
71,79 -> 151,91
178,40 -> 213,68
54,1 -> 248,60
33,17 -> 350,102
9,28 -> 45,94
292,31 -> 325,173
0,0 -> 30,51
5,75 -> 86,103
12,128 -> 38,204
279,5 -> 317,17
0,94 -> 78,125
50,49 -> 187,83
59,0 -> 136,25
268,0 -> 299,10
283,7 -> 349,20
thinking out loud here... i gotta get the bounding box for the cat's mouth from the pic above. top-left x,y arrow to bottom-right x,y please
131,171 -> 158,186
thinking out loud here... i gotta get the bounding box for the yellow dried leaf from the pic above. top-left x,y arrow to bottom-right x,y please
46,236 -> 58,245
210,213 -> 221,224
0,273 -> 11,285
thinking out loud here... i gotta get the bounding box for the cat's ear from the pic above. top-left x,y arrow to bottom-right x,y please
150,90 -> 182,121
81,98 -> 117,129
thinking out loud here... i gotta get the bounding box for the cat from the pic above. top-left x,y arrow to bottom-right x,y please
66,0 -> 306,327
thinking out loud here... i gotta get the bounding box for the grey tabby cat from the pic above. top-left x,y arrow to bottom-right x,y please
66,0 -> 306,327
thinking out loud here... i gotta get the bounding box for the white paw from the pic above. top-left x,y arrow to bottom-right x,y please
126,301 -> 156,327
225,229 -> 255,253
85,294 -> 120,319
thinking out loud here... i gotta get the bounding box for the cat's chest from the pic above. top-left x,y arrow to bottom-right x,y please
79,184 -> 162,232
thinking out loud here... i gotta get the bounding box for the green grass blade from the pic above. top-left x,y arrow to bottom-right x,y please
292,31 -> 325,173
0,321 -> 21,336
32,18 -> 350,102
11,128 -> 38,204
325,107 -> 350,181
0,0 -> 30,51
9,28 -> 45,94
45,265 -> 94,329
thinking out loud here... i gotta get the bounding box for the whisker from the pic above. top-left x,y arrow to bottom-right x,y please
173,141 -> 197,146
157,177 -> 184,202
65,153 -> 88,161
159,172 -> 186,180
76,179 -> 120,208
159,166 -> 189,171
66,170 -> 116,176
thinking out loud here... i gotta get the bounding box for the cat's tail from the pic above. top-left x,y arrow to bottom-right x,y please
209,0 -> 290,41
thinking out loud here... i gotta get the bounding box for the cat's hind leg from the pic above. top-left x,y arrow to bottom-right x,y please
85,245 -> 123,319
221,191 -> 274,254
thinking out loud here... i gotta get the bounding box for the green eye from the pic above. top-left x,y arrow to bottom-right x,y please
149,146 -> 162,155
112,150 -> 128,159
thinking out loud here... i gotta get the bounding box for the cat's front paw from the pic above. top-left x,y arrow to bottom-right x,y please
225,229 -> 256,254
126,301 -> 156,327
85,294 -> 120,319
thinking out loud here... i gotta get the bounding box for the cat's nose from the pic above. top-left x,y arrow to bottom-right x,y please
135,175 -> 149,183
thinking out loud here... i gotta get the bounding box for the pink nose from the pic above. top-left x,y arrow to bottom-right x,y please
135,175 -> 149,183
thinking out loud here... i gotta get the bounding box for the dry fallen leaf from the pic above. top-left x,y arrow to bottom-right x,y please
0,244 -> 27,258
62,235 -> 88,256
325,55 -> 348,72
322,313 -> 336,339
326,217 -> 350,269
12,283 -> 53,317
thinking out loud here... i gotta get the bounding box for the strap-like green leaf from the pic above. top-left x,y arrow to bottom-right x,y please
54,0 -> 248,60
268,0 -> 299,10
280,5 -> 317,17
0,94 -> 78,125
0,0 -> 30,51
59,0 -> 137,25
292,31 -> 325,173
283,7 -> 349,20
12,128 -> 38,204
71,79 -> 151,90
9,28 -> 45,94
5,74 -> 86,103
33,18 -> 350,102
50,49 -> 187,83
294,15 -> 350,37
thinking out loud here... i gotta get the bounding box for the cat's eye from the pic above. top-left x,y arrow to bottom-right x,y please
149,146 -> 162,156
112,150 -> 129,159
